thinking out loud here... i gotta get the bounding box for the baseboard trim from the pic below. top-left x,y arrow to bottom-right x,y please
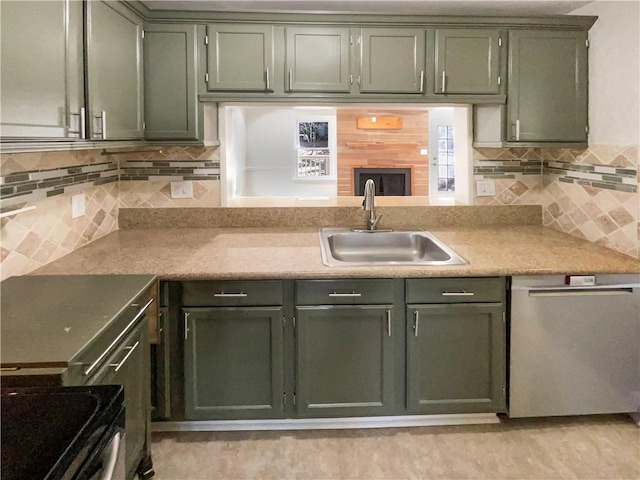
152,413 -> 499,432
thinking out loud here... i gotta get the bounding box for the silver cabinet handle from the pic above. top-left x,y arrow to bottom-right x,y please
328,292 -> 362,297
413,309 -> 419,337
101,110 -> 107,139
265,67 -> 270,91
386,310 -> 392,337
69,107 -> 86,139
110,341 -> 139,372
419,70 -> 424,93
441,291 -> 475,296
184,311 -> 190,340
93,110 -> 106,139
80,107 -> 86,139
515,119 -> 520,141
441,71 -> 446,93
158,310 -> 164,340
84,298 -> 153,376
288,69 -> 293,91
213,292 -> 248,297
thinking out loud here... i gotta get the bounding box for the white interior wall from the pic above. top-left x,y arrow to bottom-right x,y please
570,1 -> 640,145
241,106 -> 337,197
220,106 -> 247,206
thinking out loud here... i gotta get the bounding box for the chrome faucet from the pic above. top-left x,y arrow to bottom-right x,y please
362,179 -> 382,231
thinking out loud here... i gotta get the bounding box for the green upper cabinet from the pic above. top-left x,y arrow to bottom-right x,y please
206,24 -> 274,92
434,29 -> 502,95
0,0 -> 84,139
406,303 -> 506,414
86,0 -> 144,140
359,28 -> 426,94
285,27 -> 351,93
507,30 -> 588,143
143,24 -> 199,140
183,307 -> 285,420
295,305 -> 395,417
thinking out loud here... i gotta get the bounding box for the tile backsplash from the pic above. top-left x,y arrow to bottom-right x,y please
1,142 -> 637,280
473,145 -> 639,258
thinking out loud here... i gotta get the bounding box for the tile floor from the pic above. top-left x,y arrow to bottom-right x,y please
151,415 -> 640,479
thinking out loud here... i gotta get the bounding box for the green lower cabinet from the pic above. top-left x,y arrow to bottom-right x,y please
295,305 -> 395,417
183,307 -> 285,420
406,303 -> 506,414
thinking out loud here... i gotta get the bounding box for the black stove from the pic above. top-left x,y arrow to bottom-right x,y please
1,385 -> 125,480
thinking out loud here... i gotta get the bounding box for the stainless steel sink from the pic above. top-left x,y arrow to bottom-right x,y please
319,228 -> 468,266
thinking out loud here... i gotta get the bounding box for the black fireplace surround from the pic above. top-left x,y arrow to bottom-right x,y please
354,168 -> 411,196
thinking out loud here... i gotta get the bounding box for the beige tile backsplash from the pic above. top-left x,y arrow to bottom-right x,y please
1,143 -> 638,280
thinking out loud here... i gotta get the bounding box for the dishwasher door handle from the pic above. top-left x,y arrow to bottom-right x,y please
528,288 -> 633,297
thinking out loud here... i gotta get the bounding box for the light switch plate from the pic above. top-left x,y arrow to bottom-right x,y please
71,193 -> 85,218
420,148 -> 428,155
476,180 -> 496,197
171,181 -> 193,199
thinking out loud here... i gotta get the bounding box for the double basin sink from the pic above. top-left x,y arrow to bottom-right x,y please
319,228 -> 468,267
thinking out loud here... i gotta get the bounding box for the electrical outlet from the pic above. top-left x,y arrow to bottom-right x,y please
476,180 -> 496,197
171,181 -> 193,199
420,148 -> 428,155
71,193 -> 85,218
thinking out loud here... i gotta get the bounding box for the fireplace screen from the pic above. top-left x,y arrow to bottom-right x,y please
354,168 -> 411,196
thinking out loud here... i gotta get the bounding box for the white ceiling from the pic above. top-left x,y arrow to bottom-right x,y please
140,0 -> 593,16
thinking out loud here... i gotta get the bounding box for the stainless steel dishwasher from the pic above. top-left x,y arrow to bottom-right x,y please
509,274 -> 640,418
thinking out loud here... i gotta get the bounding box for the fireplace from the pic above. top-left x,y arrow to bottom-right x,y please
354,168 -> 411,196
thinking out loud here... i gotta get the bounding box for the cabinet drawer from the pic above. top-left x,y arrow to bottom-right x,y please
182,280 -> 283,306
296,279 -> 394,305
406,277 -> 505,304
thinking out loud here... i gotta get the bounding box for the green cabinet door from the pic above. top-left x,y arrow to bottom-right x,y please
86,0 -> 144,140
360,28 -> 426,93
0,0 -> 84,139
435,29 -> 502,94
183,307 -> 284,420
295,305 -> 395,417
508,30 -> 588,143
285,27 -> 351,93
144,24 -> 199,140
206,24 -> 274,91
407,304 -> 506,414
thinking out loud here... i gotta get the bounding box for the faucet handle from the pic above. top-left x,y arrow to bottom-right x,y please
371,214 -> 382,230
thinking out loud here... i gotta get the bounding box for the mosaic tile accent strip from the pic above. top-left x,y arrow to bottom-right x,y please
543,160 -> 637,193
0,162 -> 118,210
0,183 -> 119,280
120,160 -> 220,181
473,160 -> 542,178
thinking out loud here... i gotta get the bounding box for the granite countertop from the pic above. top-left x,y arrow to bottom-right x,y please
31,226 -> 640,279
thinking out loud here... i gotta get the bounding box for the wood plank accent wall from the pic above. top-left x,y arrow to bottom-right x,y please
337,109 -> 429,196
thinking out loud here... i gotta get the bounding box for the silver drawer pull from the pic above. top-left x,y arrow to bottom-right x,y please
84,298 -> 154,376
328,292 -> 362,297
441,291 -> 475,296
110,341 -> 139,372
213,292 -> 248,297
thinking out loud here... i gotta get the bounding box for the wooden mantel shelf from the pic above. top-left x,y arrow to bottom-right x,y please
346,142 -> 420,148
